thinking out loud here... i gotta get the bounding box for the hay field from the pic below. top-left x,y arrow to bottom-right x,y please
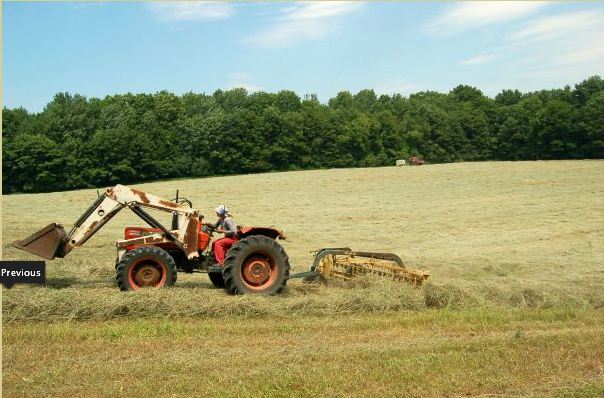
3,160 -> 604,397
2,160 -> 603,315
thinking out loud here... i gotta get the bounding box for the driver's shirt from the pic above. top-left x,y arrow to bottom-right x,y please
213,217 -> 238,238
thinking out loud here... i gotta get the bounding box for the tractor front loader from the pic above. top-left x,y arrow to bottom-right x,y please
13,185 -> 290,294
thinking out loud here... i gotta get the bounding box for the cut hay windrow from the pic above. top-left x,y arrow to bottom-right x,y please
2,279 -> 592,323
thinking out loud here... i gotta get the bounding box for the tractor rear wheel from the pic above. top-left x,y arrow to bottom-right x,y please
222,236 -> 290,295
208,272 -> 225,288
116,246 -> 177,291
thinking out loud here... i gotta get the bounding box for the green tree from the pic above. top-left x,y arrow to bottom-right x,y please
2,107 -> 31,139
533,100 -> 577,159
2,134 -> 67,193
573,75 -> 604,105
577,92 -> 604,157
2,77 -> 603,193
495,89 -> 523,106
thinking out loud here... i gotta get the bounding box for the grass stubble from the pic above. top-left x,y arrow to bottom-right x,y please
2,160 -> 603,397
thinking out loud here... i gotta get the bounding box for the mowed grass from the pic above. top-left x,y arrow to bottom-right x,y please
2,160 -> 604,397
4,309 -> 604,398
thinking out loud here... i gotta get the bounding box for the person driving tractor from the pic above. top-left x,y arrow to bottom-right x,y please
205,205 -> 238,265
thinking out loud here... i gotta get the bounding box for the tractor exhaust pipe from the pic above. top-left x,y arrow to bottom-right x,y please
12,223 -> 69,260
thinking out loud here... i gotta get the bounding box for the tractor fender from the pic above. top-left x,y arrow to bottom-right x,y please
238,226 -> 285,240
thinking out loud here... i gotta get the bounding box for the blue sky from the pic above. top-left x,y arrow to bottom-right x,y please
4,1 -> 604,112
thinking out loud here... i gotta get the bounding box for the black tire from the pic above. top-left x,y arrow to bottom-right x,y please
208,272 -> 225,288
116,246 -> 177,292
222,235 -> 290,295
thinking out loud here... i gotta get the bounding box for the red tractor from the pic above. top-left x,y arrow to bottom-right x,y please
408,156 -> 425,166
13,185 -> 289,295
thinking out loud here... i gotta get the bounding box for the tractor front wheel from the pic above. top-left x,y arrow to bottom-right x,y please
116,246 -> 177,291
222,236 -> 290,295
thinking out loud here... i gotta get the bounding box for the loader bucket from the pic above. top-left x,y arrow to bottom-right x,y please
12,223 -> 68,260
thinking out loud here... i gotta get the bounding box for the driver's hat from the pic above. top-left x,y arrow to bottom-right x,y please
215,205 -> 229,216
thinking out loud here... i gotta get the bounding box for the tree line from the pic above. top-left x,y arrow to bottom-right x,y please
3,76 -> 603,193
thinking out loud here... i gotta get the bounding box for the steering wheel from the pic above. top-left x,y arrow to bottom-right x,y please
201,224 -> 217,236
175,198 -> 193,208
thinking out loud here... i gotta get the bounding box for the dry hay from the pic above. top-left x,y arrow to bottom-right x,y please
2,277 -> 593,322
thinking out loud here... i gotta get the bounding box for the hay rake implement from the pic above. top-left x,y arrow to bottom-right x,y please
292,248 -> 430,287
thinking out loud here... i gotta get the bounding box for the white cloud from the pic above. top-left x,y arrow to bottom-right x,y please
426,1 -> 548,36
509,10 -> 604,69
459,53 -> 497,66
227,72 -> 262,92
245,1 -> 363,49
509,9 -> 604,42
148,2 -> 235,22
459,8 -> 604,86
557,46 -> 604,67
73,3 -> 106,10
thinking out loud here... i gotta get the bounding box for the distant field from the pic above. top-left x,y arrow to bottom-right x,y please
3,160 -> 604,397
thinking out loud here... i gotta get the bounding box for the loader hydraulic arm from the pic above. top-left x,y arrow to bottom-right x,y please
13,184 -> 200,260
